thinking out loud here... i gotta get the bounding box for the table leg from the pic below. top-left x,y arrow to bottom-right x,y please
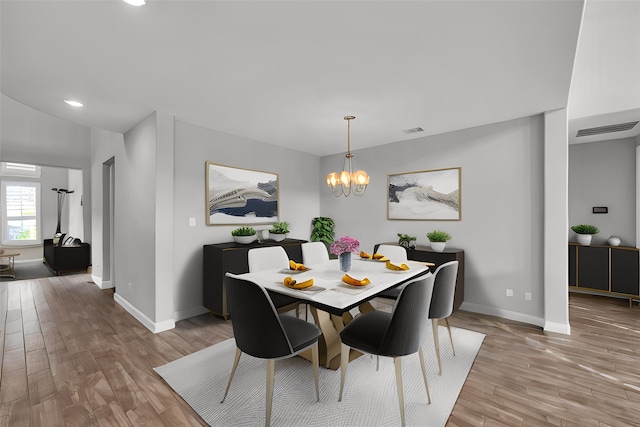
298,306 -> 363,370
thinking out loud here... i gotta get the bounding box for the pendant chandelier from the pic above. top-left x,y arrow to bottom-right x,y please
326,116 -> 370,197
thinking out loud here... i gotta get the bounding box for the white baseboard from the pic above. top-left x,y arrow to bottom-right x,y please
543,320 -> 571,335
174,306 -> 209,322
459,301 -> 546,329
90,275 -> 115,289
113,292 -> 175,334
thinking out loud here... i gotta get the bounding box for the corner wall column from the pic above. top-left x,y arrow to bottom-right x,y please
544,108 -> 570,334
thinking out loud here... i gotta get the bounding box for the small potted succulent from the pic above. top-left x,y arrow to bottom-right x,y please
268,221 -> 290,242
397,233 -> 417,249
427,230 -> 451,252
571,224 -> 599,246
231,226 -> 257,244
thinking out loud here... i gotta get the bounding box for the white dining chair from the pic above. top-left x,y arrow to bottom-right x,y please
301,242 -> 330,265
376,244 -> 408,263
247,247 -> 301,316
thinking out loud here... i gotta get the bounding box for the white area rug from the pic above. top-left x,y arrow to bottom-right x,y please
154,326 -> 485,427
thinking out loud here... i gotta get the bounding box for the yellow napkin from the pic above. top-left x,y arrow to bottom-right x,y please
284,276 -> 314,289
342,274 -> 371,286
289,260 -> 309,271
385,260 -> 410,271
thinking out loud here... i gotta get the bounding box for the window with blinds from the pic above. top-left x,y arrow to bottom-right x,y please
2,181 -> 41,245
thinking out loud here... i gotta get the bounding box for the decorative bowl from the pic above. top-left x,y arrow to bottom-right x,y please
269,232 -> 286,242
233,235 -> 256,244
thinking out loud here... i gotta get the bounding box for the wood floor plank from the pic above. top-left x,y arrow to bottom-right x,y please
93,401 -> 133,427
4,396 -> 31,427
27,368 -> 56,405
0,368 -> 28,403
31,397 -> 65,427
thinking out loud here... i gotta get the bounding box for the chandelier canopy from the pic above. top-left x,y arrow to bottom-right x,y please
326,116 -> 370,197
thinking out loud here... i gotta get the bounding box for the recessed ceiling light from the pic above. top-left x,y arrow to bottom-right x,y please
123,0 -> 146,6
64,99 -> 84,107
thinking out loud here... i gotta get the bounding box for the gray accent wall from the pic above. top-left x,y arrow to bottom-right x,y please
569,137 -> 637,247
172,119 -> 320,320
321,116 -> 547,323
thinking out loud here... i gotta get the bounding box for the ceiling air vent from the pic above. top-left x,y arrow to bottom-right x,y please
576,121 -> 639,137
402,127 -> 424,134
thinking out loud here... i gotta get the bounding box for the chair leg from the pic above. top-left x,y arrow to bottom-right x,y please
418,347 -> 431,404
312,342 -> 320,402
266,359 -> 275,427
393,357 -> 405,427
376,355 -> 380,371
221,347 -> 242,403
338,343 -> 350,401
444,317 -> 456,356
432,318 -> 443,375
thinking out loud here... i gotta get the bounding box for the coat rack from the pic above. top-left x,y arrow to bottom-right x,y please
52,188 -> 74,235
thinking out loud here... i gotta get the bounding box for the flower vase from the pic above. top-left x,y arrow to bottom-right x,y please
339,252 -> 352,272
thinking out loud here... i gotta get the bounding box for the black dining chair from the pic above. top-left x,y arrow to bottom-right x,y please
338,275 -> 434,427
221,273 -> 322,427
428,260 -> 459,375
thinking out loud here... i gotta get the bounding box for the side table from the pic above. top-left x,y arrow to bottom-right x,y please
0,252 -> 20,279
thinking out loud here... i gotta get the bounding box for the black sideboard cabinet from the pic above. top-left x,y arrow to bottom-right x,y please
374,243 -> 465,310
203,239 -> 306,319
569,243 -> 640,307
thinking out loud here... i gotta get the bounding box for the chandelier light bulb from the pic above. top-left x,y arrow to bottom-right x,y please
326,116 -> 370,197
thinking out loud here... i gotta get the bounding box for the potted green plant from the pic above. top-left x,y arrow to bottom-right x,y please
571,224 -> 599,246
397,233 -> 417,249
231,226 -> 257,244
311,216 -> 336,257
427,230 -> 451,252
268,221 -> 290,242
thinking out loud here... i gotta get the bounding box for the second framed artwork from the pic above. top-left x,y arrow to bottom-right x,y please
387,167 -> 461,221
205,162 -> 279,225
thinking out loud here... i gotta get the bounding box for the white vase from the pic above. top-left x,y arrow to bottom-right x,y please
576,234 -> 592,245
607,236 -> 621,246
431,242 -> 446,252
339,252 -> 352,272
269,232 -> 286,242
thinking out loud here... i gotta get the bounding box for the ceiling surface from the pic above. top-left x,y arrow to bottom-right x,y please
1,1 -> 638,157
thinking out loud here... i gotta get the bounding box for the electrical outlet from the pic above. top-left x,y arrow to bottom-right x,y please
189,217 -> 196,227
506,289 -> 514,297
525,292 -> 532,301
128,282 -> 132,291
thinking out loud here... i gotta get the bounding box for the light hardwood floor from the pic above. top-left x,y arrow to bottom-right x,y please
1,274 -> 639,426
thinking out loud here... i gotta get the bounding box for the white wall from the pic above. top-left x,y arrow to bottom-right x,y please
321,115 -> 547,325
67,168 -> 84,241
171,119 -> 320,320
90,128 -> 125,287
114,113 -> 161,324
569,137 -> 637,246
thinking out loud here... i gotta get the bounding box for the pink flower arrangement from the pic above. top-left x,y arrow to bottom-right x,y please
330,236 -> 360,256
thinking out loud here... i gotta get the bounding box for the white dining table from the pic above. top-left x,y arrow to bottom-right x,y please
231,258 -> 431,369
